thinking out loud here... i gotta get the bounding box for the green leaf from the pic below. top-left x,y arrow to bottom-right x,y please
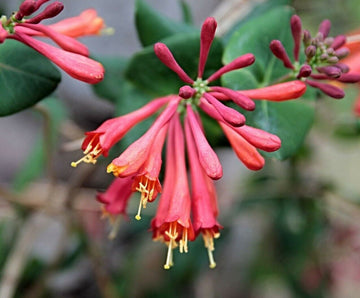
179,0 -> 193,25
92,56 -> 128,103
243,100 -> 314,160
135,0 -> 195,47
12,97 -> 67,191
0,40 -> 61,116
223,0 -> 293,42
125,32 -> 223,96
223,6 -> 294,87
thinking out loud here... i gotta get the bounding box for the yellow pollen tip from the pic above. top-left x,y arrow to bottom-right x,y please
163,264 -> 171,270
135,214 -> 141,221
71,162 -> 78,168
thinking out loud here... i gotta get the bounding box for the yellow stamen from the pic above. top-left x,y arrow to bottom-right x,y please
203,230 -> 219,269
179,228 -> 188,253
134,176 -> 156,220
71,141 -> 102,167
163,223 -> 178,269
106,163 -> 128,176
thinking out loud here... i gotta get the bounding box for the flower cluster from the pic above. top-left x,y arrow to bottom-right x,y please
0,0 -> 104,83
270,15 -> 360,99
72,17 -> 306,269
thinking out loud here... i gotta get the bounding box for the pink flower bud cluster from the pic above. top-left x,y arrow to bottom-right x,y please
270,15 -> 360,99
0,1 -> 104,84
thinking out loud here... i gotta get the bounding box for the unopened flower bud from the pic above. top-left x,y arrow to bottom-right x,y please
326,48 -> 335,55
290,15 -> 302,61
303,30 -> 312,46
269,40 -> 294,69
315,32 -> 324,43
334,63 -> 349,73
297,64 -> 312,78
15,0 -> 37,20
335,48 -> 349,59
305,45 -> 317,58
331,35 -> 346,50
179,86 -> 196,99
306,79 -> 344,99
316,66 -> 342,78
327,56 -> 339,64
324,37 -> 334,47
318,19 -> 331,38
320,53 -> 329,61
26,1 -> 64,24
336,73 -> 360,83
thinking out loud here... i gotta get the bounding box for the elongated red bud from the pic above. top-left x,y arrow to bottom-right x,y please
186,106 -> 223,180
206,53 -> 255,82
219,122 -> 265,171
318,19 -> 331,38
239,81 -> 307,101
179,85 -> 196,99
199,98 -> 223,122
15,0 -> 37,20
12,33 -> 104,83
198,17 -> 217,78
331,35 -> 346,50
336,73 -> 360,83
316,66 -> 342,78
290,15 -> 302,61
203,93 -> 245,127
306,80 -> 344,99
303,30 -> 312,46
269,40 -> 294,69
18,23 -> 89,56
35,0 -> 51,10
236,125 -> 281,152
209,86 -> 255,111
297,64 -> 312,78
154,42 -> 193,84
26,1 -> 64,24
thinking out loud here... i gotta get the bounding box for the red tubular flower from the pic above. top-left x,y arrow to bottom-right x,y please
96,176 -> 134,239
71,96 -> 172,167
151,113 -> 194,270
10,32 -> 104,83
270,40 -> 294,69
1,1 -> 105,83
107,98 -> 180,178
185,117 -> 222,269
131,123 -> 168,220
48,9 -> 105,37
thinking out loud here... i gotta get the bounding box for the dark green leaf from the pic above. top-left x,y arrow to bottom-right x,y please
223,0 -> 293,42
125,32 -> 223,96
223,6 -> 294,86
0,40 -> 61,116
135,0 -> 195,47
243,100 -> 314,160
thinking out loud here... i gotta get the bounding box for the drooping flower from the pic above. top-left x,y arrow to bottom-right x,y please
72,16 -> 306,269
269,15 -> 360,99
151,113 -> 195,269
0,0 -> 104,83
97,176 -> 134,239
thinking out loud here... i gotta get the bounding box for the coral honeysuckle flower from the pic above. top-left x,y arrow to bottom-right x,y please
97,176 -> 134,239
270,15 -> 360,99
185,116 -> 222,269
1,0 -> 104,84
151,113 -> 194,269
73,16 -> 305,269
71,96 -> 172,167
